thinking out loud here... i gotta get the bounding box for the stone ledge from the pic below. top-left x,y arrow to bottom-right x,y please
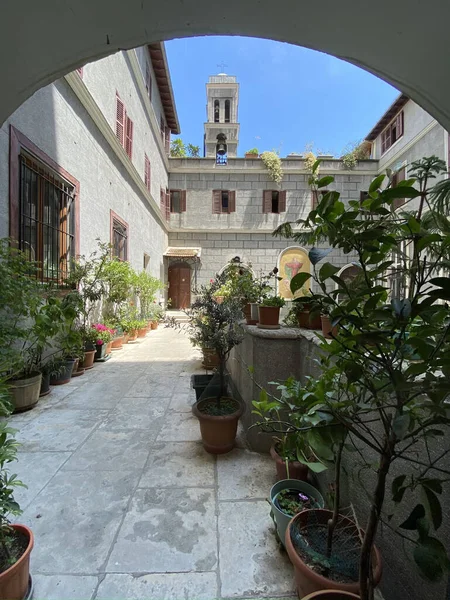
243,324 -> 324,346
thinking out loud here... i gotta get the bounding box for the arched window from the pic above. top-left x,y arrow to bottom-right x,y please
214,100 -> 220,123
278,247 -> 311,299
225,99 -> 230,123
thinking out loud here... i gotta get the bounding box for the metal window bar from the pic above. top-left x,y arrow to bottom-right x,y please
19,155 -> 75,283
112,219 -> 128,261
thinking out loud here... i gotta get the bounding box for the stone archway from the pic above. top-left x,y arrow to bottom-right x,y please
1,0 -> 450,130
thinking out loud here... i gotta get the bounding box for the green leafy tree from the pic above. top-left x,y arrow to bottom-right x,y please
170,138 -> 186,157
269,156 -> 450,599
187,143 -> 200,158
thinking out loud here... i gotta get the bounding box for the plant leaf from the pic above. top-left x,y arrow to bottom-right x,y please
399,504 -> 425,530
290,272 -> 312,294
317,176 -> 334,189
309,247 -> 332,266
393,413 -> 410,440
422,486 -> 442,530
319,262 -> 340,282
369,174 -> 385,193
413,537 -> 449,581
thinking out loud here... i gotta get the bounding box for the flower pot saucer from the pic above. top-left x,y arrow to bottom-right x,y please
257,323 -> 280,330
95,354 -> 112,362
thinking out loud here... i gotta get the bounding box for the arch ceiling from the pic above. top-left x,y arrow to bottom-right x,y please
1,0 -> 449,130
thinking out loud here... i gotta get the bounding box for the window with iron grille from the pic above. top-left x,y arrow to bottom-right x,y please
381,112 -> 404,155
144,154 -> 151,192
111,216 -> 128,261
19,153 -> 75,282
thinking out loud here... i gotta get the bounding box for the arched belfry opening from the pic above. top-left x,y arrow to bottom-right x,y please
204,73 -> 239,159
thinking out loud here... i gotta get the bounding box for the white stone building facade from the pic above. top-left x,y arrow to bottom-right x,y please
0,45 -> 447,307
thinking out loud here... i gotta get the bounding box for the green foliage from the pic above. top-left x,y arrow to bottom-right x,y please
266,156 -> 450,597
170,138 -> 200,158
132,270 -> 164,319
261,296 -> 285,308
261,151 -> 283,183
0,414 -> 26,560
246,148 -> 259,155
340,140 -> 371,169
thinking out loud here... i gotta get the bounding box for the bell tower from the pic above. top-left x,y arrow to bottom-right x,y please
204,73 -> 240,162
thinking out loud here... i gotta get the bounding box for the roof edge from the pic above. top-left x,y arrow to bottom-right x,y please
148,42 -> 180,134
365,93 -> 409,141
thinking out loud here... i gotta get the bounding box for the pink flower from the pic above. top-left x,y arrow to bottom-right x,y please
97,339 -> 104,346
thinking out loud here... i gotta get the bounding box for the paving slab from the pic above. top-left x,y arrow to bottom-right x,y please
32,574 -> 98,600
61,429 -> 152,471
167,391 -> 196,413
217,448 -> 275,500
14,451 -> 70,510
95,572 -> 218,600
218,500 -> 295,597
20,470 -> 139,574
99,396 -> 168,431
156,411 -> 200,442
15,408 -> 108,452
107,487 -> 217,573
139,441 -> 215,488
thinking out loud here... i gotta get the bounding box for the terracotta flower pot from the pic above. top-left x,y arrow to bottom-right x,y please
258,305 -> 281,328
301,592 -> 360,600
128,330 -> 138,342
151,321 -> 158,330
285,509 -> 382,598
297,311 -> 310,328
298,308 -> 321,330
321,315 -> 338,339
123,333 -> 130,344
270,445 -> 309,481
81,350 -> 96,370
0,524 -> 34,600
137,327 -> 147,338
192,397 -> 244,454
245,152 -> 259,158
111,336 -> 124,349
106,342 -> 112,355
202,348 -> 220,369
71,358 -> 80,374
10,372 -> 41,412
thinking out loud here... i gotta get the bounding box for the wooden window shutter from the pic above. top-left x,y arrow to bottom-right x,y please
145,62 -> 151,94
212,190 -> 222,214
396,112 -> 404,138
228,191 -> 236,213
165,189 -> 170,221
160,188 -> 165,214
115,96 -> 125,146
181,190 -> 187,212
311,190 -> 319,209
278,190 -> 287,212
125,117 -> 133,160
144,154 -> 151,191
263,190 -> 272,213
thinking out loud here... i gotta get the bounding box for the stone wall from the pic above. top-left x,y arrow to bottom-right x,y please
168,158 -> 378,232
229,326 -> 449,600
167,231 -> 354,291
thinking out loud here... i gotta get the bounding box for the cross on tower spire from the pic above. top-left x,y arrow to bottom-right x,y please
217,62 -> 228,72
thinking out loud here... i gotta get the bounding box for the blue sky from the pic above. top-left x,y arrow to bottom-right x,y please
165,36 -> 399,157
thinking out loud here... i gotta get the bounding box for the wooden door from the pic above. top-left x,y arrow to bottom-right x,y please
168,266 -> 191,308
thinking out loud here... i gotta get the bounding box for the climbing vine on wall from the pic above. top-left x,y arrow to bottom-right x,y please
261,151 -> 283,184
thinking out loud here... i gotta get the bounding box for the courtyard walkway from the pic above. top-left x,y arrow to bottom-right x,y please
11,326 -> 294,600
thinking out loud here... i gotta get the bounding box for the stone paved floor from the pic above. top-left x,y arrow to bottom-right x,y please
11,326 -> 295,600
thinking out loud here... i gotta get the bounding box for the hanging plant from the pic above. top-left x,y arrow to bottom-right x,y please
261,151 -> 283,184
303,151 -> 318,174
341,140 -> 372,169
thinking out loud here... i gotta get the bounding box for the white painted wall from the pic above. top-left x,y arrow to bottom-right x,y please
0,75 -> 168,285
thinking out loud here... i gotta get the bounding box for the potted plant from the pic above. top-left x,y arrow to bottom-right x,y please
274,156 -> 450,599
136,318 -> 149,338
291,294 -> 322,330
258,295 -> 285,329
91,324 -> 115,360
0,380 -> 34,600
245,147 -> 259,159
320,306 -> 337,339
179,275 -> 245,453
